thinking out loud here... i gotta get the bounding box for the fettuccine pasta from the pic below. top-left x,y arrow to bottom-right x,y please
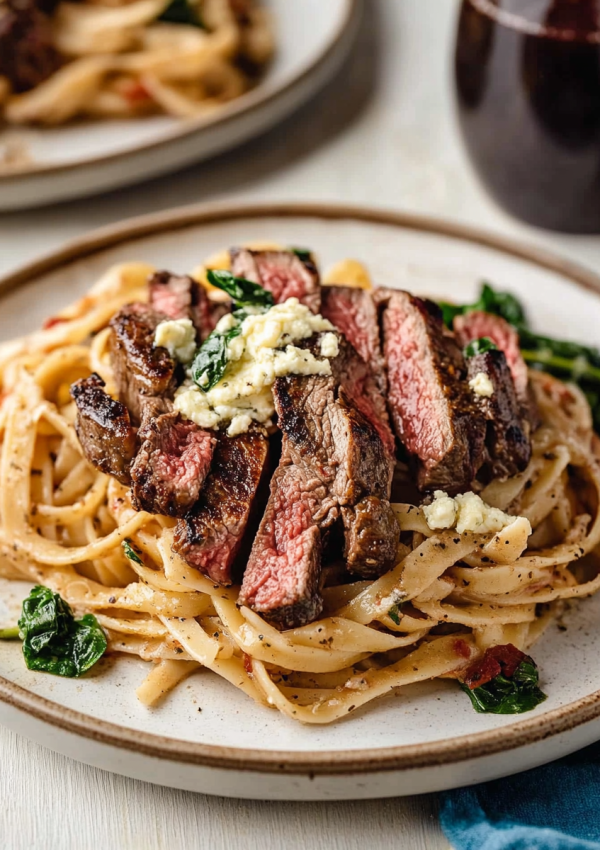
1,257 -> 599,723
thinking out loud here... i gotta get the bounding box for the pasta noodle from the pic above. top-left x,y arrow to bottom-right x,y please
1,256 -> 600,724
0,0 -> 274,126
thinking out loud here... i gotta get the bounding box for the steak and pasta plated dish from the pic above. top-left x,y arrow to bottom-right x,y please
1,242 -> 600,724
0,0 -> 273,125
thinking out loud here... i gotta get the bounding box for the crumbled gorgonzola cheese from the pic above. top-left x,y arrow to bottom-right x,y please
154,318 -> 197,364
174,298 -> 336,436
469,371 -> 494,398
423,490 -> 531,536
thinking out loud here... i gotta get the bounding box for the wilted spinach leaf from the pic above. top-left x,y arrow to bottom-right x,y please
290,247 -> 313,263
464,337 -> 498,358
460,659 -> 546,714
191,325 -> 242,391
13,585 -> 107,678
122,538 -> 143,565
206,270 -> 274,308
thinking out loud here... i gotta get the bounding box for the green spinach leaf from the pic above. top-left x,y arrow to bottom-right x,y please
464,337 -> 498,358
122,538 -> 143,565
460,659 -> 547,714
14,585 -> 107,678
191,325 -> 242,392
290,247 -> 313,263
206,270 -> 274,309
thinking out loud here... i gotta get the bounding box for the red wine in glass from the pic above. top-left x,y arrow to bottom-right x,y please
455,0 -> 600,232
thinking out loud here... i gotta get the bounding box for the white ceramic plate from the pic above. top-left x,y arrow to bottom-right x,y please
2,202 -> 600,801
0,0 -> 358,211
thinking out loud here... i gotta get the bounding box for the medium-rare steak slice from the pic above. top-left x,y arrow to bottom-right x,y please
70,373 -> 136,486
274,376 -> 393,504
130,410 -> 216,518
238,458 -> 324,629
299,331 -> 396,459
377,289 -> 485,493
148,270 -> 219,341
239,372 -> 399,626
173,431 -> 269,585
321,285 -> 387,394
230,248 -> 321,314
341,497 -> 399,578
454,311 -> 530,408
109,304 -> 177,425
467,350 -> 531,480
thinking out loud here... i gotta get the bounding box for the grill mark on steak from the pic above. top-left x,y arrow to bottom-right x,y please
0,0 -> 61,93
239,369 -> 399,627
148,270 -> 221,341
377,289 -> 486,494
467,350 -> 532,480
173,431 -> 269,585
109,303 -> 177,425
70,373 -> 136,486
230,248 -> 321,314
130,410 -> 216,518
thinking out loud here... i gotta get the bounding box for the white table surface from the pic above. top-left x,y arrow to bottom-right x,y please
2,1 -> 600,848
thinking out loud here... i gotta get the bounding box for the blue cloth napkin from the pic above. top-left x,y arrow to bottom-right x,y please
440,742 -> 600,850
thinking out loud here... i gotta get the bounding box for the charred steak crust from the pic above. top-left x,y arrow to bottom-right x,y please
148,270 -> 216,341
70,373 -> 137,486
230,248 -> 321,314
341,497 -> 399,578
453,310 -> 539,428
299,331 -> 396,460
109,304 -> 177,425
173,431 -> 269,585
377,289 -> 485,494
467,350 -> 532,480
130,410 -> 216,518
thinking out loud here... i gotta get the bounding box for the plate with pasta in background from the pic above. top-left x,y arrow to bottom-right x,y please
0,0 -> 358,210
2,201 -> 600,800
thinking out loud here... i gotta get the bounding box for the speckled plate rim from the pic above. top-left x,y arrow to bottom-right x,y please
2,200 -> 600,777
0,0 -> 359,183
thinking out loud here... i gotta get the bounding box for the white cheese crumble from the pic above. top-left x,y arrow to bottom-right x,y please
154,318 -> 196,364
320,332 -> 339,359
469,371 -> 494,398
423,490 -> 531,536
174,298 -> 336,436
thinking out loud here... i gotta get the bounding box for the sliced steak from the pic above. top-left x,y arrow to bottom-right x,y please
300,331 -> 396,459
130,410 -> 216,518
454,311 -> 529,408
239,371 -> 399,626
341,497 -> 399,578
173,431 -> 269,585
148,270 -> 218,341
0,0 -> 61,94
230,248 -> 321,314
321,285 -> 387,394
467,350 -> 531,480
238,458 -> 324,629
377,289 -> 485,493
109,304 -> 177,425
70,373 -> 136,486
